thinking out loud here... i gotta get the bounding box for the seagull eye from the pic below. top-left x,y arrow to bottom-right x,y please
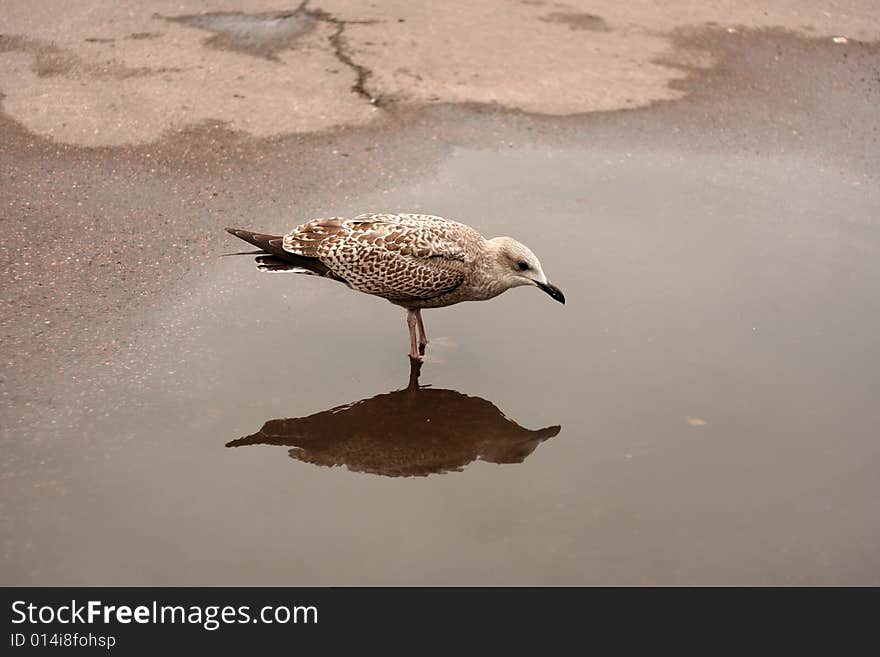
515,261 -> 530,272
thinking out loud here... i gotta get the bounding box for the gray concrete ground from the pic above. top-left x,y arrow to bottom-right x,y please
3,1 -> 878,145
1,2 -> 879,584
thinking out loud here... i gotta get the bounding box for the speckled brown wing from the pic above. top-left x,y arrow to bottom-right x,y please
282,213 -> 482,303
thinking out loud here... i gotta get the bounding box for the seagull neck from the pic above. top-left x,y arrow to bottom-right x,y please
471,244 -> 513,299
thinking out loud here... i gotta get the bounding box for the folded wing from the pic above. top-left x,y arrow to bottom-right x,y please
282,213 -> 480,302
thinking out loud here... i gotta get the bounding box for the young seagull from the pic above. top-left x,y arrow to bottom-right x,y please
226,213 -> 565,360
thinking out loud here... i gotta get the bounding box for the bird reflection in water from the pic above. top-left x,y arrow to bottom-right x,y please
226,359 -> 561,477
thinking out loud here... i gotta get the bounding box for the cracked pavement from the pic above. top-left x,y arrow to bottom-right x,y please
2,0 -> 878,146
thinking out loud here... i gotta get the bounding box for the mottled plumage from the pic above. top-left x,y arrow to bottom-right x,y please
281,213 -> 476,305
226,213 -> 564,359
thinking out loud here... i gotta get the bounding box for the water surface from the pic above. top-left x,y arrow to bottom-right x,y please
5,145 -> 879,585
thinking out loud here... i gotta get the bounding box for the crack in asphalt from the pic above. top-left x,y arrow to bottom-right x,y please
301,0 -> 382,106
159,1 -> 382,106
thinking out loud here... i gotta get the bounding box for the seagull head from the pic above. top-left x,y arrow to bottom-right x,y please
487,237 -> 565,304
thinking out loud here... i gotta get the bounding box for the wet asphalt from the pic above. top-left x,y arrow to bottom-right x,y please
1,29 -> 879,584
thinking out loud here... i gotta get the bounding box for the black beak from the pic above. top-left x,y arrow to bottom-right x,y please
538,282 -> 565,304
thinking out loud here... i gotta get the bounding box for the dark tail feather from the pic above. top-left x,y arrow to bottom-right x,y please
224,228 -> 285,257
255,256 -> 319,274
225,227 -> 332,276
221,249 -> 267,256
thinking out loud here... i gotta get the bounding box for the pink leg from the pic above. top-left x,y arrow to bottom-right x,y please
406,310 -> 421,360
415,309 -> 428,352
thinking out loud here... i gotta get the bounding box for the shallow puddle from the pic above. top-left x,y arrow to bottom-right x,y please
5,144 -> 880,585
